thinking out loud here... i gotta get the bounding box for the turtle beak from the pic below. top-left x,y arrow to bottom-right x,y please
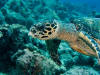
28,31 -> 34,37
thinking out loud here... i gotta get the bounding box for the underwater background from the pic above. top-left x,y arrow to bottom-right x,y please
0,0 -> 100,75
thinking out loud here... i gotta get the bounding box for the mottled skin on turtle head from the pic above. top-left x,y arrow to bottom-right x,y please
29,20 -> 59,40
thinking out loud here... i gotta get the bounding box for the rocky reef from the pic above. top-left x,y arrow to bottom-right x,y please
0,0 -> 100,75
11,49 -> 66,75
0,24 -> 66,75
0,0 -> 92,26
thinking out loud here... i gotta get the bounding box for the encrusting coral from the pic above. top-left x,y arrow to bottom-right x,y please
0,23 -> 66,75
11,48 -> 66,75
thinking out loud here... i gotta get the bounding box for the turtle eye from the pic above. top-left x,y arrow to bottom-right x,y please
31,28 -> 36,33
32,30 -> 36,33
53,26 -> 57,29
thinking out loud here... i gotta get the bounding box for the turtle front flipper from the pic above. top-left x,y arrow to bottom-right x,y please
69,31 -> 100,64
79,31 -> 100,64
70,38 -> 98,57
45,39 -> 61,65
94,38 -> 100,45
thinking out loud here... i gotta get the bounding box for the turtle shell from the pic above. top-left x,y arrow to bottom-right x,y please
72,17 -> 100,40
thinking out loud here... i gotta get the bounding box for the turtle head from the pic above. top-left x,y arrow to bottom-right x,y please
29,20 -> 59,40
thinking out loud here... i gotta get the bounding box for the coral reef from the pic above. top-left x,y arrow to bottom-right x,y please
0,0 -> 60,28
64,66 -> 100,75
58,42 -> 96,67
0,24 -> 30,72
0,0 -> 100,75
11,49 -> 66,75
0,0 -> 92,27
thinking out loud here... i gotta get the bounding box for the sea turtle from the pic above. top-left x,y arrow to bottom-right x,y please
28,18 -> 100,65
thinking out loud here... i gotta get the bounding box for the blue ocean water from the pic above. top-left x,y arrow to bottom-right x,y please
61,0 -> 100,12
